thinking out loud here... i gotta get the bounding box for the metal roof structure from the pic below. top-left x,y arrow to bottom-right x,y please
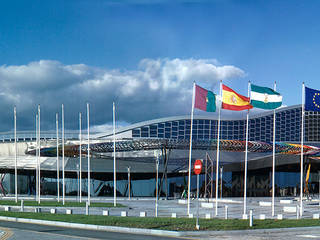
26,138 -> 320,159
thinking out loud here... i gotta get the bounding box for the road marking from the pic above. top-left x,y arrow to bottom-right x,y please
1,227 -> 97,240
298,235 -> 320,238
0,227 -> 13,240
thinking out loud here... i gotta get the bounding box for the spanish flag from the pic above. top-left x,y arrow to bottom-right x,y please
222,84 -> 253,111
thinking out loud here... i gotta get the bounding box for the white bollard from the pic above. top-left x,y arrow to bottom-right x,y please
140,212 -> 147,217
205,213 -> 211,219
277,214 -> 283,220
4,206 -> 11,212
121,211 -> 128,217
259,214 -> 266,220
249,210 -> 253,227
102,210 -> 109,216
86,201 -> 89,215
242,214 -> 248,220
50,209 -> 56,214
296,205 -> 300,219
66,209 -> 72,215
225,205 -> 228,220
171,213 -> 177,218
34,208 -> 41,213
188,213 -> 194,218
313,214 -> 320,219
20,200 -> 24,212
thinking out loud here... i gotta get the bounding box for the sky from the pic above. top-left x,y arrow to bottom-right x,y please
0,0 -> 319,132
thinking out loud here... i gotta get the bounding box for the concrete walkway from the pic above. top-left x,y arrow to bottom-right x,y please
1,196 -> 320,219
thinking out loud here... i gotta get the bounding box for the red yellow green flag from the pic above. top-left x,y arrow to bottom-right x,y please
222,84 -> 253,111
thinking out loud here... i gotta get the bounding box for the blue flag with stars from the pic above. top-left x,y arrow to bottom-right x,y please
305,86 -> 320,111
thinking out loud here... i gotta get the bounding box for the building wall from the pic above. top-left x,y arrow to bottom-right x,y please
130,106 -> 320,143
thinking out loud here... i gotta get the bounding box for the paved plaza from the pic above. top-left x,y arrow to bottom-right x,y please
1,195 -> 320,220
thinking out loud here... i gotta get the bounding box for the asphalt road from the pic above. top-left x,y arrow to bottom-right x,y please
0,221 -> 189,240
186,227 -> 320,240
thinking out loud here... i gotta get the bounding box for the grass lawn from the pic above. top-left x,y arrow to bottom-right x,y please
0,211 -> 319,231
0,200 -> 125,208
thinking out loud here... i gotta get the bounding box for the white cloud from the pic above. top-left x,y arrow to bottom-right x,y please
0,58 -> 245,131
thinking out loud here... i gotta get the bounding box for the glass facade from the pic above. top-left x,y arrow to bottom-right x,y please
131,106 -> 320,143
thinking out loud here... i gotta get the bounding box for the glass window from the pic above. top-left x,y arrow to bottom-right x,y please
132,129 -> 140,135
150,125 -> 157,130
141,132 -> 149,137
141,127 -> 149,132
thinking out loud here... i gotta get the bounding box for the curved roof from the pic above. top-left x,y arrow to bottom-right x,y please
94,104 -> 302,139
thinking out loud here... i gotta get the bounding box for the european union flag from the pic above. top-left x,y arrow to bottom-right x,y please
305,86 -> 320,111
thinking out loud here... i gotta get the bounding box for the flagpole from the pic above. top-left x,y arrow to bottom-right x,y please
38,104 -> 41,204
272,81 -> 277,217
56,113 -> 60,202
87,103 -> 91,205
62,104 -> 65,205
14,106 -> 17,203
215,80 -> 222,216
79,112 -> 82,203
300,82 -> 305,217
35,114 -> 38,201
187,82 -> 196,215
113,102 -> 117,207
243,81 -> 250,217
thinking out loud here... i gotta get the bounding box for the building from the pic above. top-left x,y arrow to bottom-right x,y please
0,104 -> 319,198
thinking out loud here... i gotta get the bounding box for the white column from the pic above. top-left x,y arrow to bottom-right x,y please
56,113 -> 60,202
87,103 -> 90,205
155,153 -> 159,217
243,81 -> 250,216
62,104 -> 65,205
35,114 -> 38,201
300,82 -> 305,216
79,112 -> 82,203
38,104 -> 41,204
272,82 -> 277,216
14,106 -> 17,203
113,102 -> 117,207
215,80 -> 222,216
187,82 -> 196,215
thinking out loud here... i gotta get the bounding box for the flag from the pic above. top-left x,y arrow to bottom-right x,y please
194,84 -> 216,112
305,86 -> 320,111
250,84 -> 282,109
222,84 -> 253,111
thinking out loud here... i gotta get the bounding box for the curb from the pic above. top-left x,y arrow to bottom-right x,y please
0,216 -> 183,237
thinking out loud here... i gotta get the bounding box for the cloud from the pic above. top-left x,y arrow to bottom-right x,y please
0,58 -> 245,131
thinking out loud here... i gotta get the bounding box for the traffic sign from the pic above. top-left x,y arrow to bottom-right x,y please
194,159 -> 202,175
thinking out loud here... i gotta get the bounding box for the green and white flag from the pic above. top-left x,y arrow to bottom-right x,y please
250,84 -> 282,109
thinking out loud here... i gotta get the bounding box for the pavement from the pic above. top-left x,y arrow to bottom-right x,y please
4,195 -> 316,220
1,195 -> 320,239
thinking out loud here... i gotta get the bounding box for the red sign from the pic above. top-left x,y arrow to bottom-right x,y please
194,159 -> 202,175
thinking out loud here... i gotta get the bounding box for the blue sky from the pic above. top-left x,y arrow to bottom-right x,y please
0,0 -> 318,130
